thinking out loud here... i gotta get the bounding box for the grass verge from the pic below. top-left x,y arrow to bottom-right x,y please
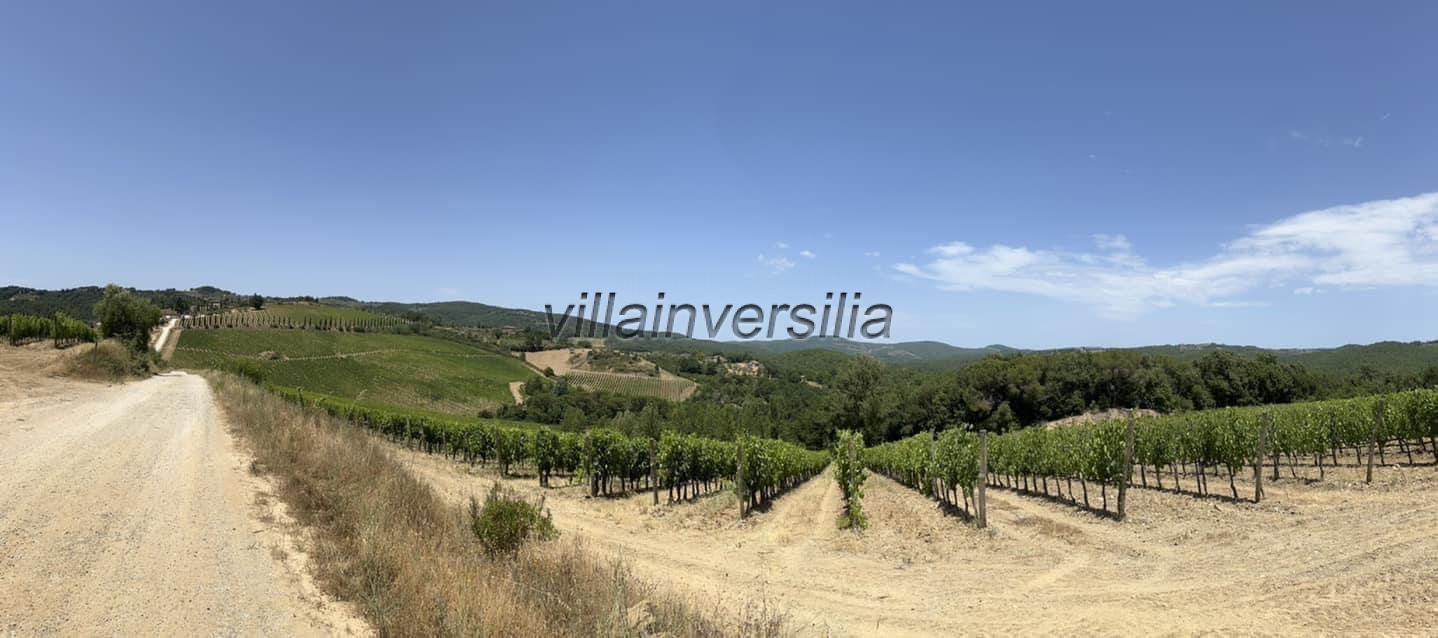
206,372 -> 786,637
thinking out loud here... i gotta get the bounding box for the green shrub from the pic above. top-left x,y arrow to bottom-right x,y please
469,483 -> 558,557
227,359 -> 267,384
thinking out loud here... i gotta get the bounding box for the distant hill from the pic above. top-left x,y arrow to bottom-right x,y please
1116,342 -> 1438,377
0,285 -> 251,321
362,300 -> 554,330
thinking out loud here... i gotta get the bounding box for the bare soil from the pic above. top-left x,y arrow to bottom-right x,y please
393,435 -> 1438,636
0,347 -> 367,636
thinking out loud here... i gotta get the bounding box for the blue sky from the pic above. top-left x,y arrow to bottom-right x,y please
3,1 -> 1436,348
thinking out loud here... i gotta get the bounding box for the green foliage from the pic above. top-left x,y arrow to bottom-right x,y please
866,429 -> 980,502
832,430 -> 867,529
93,284 -> 162,353
226,359 -> 267,385
658,431 -> 735,499
249,293 -> 264,310
173,330 -> 535,413
4,313 -> 53,345
736,434 -> 828,510
468,484 -> 558,558
1132,388 -> 1438,474
51,311 -> 96,347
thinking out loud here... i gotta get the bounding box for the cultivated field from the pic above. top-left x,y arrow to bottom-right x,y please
524,348 -> 700,401
173,329 -> 535,414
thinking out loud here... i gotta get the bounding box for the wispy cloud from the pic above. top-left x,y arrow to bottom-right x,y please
1288,128 -> 1366,149
799,249 -> 816,259
757,253 -> 795,273
895,192 -> 1438,318
775,242 -> 789,249
864,251 -> 881,258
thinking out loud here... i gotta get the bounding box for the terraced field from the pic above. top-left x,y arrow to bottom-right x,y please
174,330 -> 536,414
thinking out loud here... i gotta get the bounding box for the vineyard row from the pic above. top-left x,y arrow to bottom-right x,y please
271,385 -> 827,516
864,387 -> 1438,524
181,311 -> 410,333
0,313 -> 97,348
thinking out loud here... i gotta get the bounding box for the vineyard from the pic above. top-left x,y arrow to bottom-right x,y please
0,313 -> 97,348
859,387 -> 1438,525
274,385 -> 826,514
180,304 -> 410,333
564,369 -> 698,401
174,330 -> 533,412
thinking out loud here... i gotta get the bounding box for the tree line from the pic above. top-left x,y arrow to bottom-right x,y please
493,346 -> 1438,451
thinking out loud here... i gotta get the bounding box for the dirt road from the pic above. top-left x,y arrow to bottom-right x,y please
0,362 -> 364,636
397,440 -> 1438,636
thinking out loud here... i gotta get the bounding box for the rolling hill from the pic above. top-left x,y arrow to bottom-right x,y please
173,329 -> 537,415
8,285 -> 1437,380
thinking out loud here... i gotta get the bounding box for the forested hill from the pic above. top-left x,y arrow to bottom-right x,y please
0,285 -> 249,321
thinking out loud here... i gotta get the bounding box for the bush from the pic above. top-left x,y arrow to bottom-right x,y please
226,359 -> 267,385
469,483 -> 558,557
58,340 -> 151,381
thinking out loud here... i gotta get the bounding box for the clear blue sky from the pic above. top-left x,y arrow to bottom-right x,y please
3,1 -> 1436,348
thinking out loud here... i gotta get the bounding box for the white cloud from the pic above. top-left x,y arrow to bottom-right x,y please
864,251 -> 881,257
757,254 -> 794,273
775,242 -> 789,249
1091,233 -> 1132,253
799,250 -> 816,259
1292,287 -> 1323,295
895,192 -> 1438,319
928,241 -> 974,258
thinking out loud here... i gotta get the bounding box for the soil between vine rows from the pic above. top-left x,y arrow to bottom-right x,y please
396,438 -> 1438,636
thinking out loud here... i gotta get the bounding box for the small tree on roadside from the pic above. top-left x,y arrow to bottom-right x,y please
93,284 -> 162,354
249,293 -> 265,310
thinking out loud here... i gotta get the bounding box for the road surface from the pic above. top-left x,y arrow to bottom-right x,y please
0,367 -> 364,636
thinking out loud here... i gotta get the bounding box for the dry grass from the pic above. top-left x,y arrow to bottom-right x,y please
54,340 -> 154,382
206,372 -> 784,637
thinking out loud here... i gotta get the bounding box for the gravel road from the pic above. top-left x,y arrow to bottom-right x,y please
0,369 -> 364,636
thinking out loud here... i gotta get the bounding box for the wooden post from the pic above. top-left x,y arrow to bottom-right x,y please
1118,410 -> 1135,521
1254,413 -> 1267,503
1367,400 -> 1384,484
977,430 -> 988,529
736,444 -> 747,519
649,439 -> 659,506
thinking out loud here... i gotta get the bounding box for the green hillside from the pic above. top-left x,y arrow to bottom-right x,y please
173,329 -> 536,415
